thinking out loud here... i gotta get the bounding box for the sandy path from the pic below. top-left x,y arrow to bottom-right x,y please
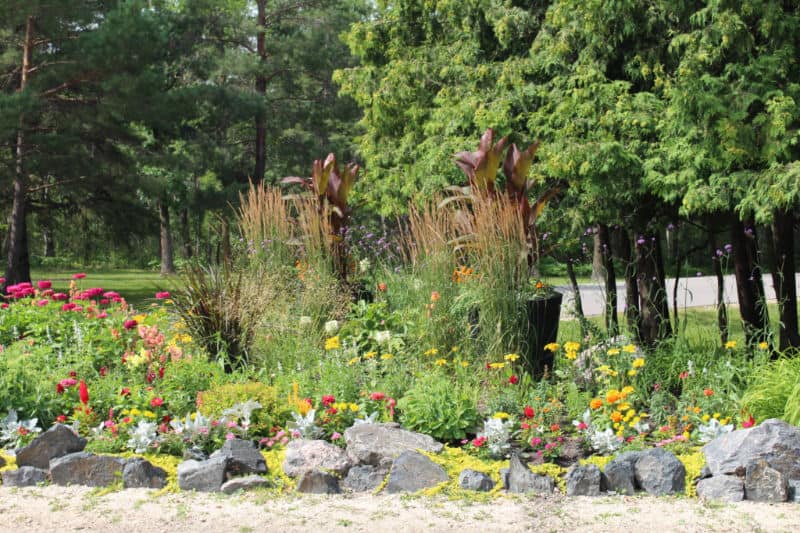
1,486 -> 799,532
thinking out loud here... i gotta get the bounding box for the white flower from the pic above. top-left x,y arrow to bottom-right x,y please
698,418 -> 734,443
352,411 -> 379,426
324,320 -> 340,335
299,316 -> 313,328
359,258 -> 371,273
373,330 -> 392,344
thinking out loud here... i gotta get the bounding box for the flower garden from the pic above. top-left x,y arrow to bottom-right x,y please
1,140 -> 799,506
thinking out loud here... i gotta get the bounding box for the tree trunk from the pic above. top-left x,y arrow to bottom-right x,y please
180,207 -> 192,259
42,227 -> 54,257
5,16 -> 34,288
597,223 -> 618,336
730,219 -> 769,347
634,231 -> 672,346
253,0 -> 267,182
709,229 -> 728,345
159,201 -> 175,275
615,228 -> 641,341
565,258 -> 587,338
771,208 -> 799,351
591,228 -> 603,281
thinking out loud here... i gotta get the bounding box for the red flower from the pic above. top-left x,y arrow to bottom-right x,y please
471,436 -> 487,448
99,366 -> 107,377
742,415 -> 755,428
146,370 -> 155,383
120,387 -> 131,396
78,380 -> 90,406
377,282 -> 387,292
158,366 -> 165,379
508,374 -> 519,385
679,371 -> 689,380
72,273 -> 86,279
123,319 -> 138,330
370,391 -> 386,401
56,415 -> 67,423
524,406 -> 535,418
56,383 -> 65,394
703,388 -> 714,397
69,370 -> 77,378
37,280 -> 52,290
550,424 -> 560,432
321,395 -> 335,407
150,397 -> 164,407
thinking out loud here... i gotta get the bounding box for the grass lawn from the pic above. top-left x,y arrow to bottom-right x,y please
30,268 -> 175,309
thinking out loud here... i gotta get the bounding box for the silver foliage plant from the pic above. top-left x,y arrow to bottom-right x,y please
0,409 -> 42,449
478,417 -> 516,458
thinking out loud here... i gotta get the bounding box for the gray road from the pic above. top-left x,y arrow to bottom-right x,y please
556,273 -> 800,318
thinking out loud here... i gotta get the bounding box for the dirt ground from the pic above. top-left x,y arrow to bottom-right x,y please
1,486 -> 799,532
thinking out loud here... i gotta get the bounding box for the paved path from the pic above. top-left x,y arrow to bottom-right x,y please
557,273 -> 800,318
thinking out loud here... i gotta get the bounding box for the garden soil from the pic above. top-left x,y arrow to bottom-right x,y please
1,486 -> 799,532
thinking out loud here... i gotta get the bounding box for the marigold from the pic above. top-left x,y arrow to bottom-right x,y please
364,351 -> 377,359
544,342 -> 560,352
627,369 -> 637,377
606,390 -> 621,404
703,388 -> 714,397
493,412 -> 510,419
589,398 -> 604,410
621,386 -> 635,396
324,336 -> 341,350
610,411 -> 623,423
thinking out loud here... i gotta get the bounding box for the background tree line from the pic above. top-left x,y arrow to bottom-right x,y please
1,0 -> 799,350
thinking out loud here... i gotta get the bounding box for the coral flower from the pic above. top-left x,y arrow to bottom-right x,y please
430,291 -> 440,302
370,391 -> 385,401
377,282 -> 387,292
150,397 -> 164,407
78,380 -> 90,406
703,388 -> 714,397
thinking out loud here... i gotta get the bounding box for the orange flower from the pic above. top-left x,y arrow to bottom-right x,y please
550,424 -> 560,432
610,411 -> 623,423
606,390 -> 621,404
703,388 -> 714,397
590,398 -> 603,410
430,291 -> 440,302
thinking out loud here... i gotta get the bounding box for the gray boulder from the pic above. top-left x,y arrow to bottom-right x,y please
603,457 -> 637,495
123,458 -> 167,489
344,423 -> 443,466
566,464 -> 603,496
634,448 -> 685,496
2,466 -> 48,487
283,439 -> 352,478
50,452 -> 126,487
342,464 -> 388,492
702,419 -> 800,479
213,439 -> 267,476
183,446 -> 208,462
696,475 -> 745,502
458,469 -> 495,492
505,454 -> 554,494
384,451 -> 448,493
221,475 -> 271,494
745,458 -> 788,502
296,469 -> 341,494
177,455 -> 229,492
15,424 -> 86,470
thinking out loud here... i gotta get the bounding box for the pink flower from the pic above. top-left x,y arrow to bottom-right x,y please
531,437 -> 543,447
123,319 -> 138,330
742,415 -> 755,428
225,432 -> 236,440
61,303 -> 77,311
321,394 -> 336,406
99,366 -> 107,377
102,291 -> 119,299
471,436 -> 487,447
226,421 -> 237,428
155,291 -> 170,299
0,277 -> 5,285
56,415 -> 67,423
576,422 -> 588,431
1,303 -> 8,309
72,273 -> 86,279
36,299 -> 49,307
59,378 -> 78,389
97,311 -> 108,319
37,280 -> 52,290
150,397 -> 164,407
52,292 -> 68,301
331,432 -> 342,441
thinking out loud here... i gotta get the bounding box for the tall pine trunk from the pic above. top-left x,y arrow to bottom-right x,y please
5,16 -> 34,287
253,0 -> 267,182
159,201 -> 175,275
615,228 -> 641,341
708,228 -> 728,344
730,218 -> 769,347
634,231 -> 672,346
771,208 -> 799,351
597,223 -> 618,336
180,207 -> 192,259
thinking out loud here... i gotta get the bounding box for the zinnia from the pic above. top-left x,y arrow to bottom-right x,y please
155,291 -> 170,299
123,319 -> 138,330
150,397 -> 164,407
37,280 -> 52,290
524,406 -> 535,418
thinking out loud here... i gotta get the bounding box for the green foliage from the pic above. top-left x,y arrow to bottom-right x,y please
197,381 -> 291,437
398,374 -> 479,442
741,356 -> 800,424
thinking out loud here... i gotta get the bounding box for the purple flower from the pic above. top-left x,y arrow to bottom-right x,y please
724,244 -> 732,253
636,236 -> 646,245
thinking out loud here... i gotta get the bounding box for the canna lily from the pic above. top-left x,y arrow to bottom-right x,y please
454,128 -> 508,194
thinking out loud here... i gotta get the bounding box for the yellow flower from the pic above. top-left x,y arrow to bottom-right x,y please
460,361 -> 469,368
564,341 -> 581,352
713,412 -> 720,419
364,351 -> 377,359
324,336 -> 340,350
621,386 -> 635,396
565,350 -> 577,360
381,353 -> 393,360
683,431 -> 691,439
721,417 -> 730,425
618,403 -> 631,412
632,358 -> 645,368
133,314 -> 147,323
544,342 -> 560,352
493,412 -> 510,419
143,410 -> 156,419
627,369 -> 637,377
424,348 -> 438,356
504,353 -> 520,362
725,340 -> 737,349
606,390 -> 621,403
758,341 -> 768,350
702,414 -> 710,422
622,344 -> 637,353
626,409 -> 636,419
347,357 -> 360,366
488,362 -> 506,369
349,403 -> 359,412
590,398 -> 603,410
129,408 -> 141,416
434,358 -> 447,366
613,422 -> 620,429
451,346 -> 459,352
607,348 -> 621,356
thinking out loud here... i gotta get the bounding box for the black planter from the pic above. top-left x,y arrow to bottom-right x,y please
523,291 -> 563,377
